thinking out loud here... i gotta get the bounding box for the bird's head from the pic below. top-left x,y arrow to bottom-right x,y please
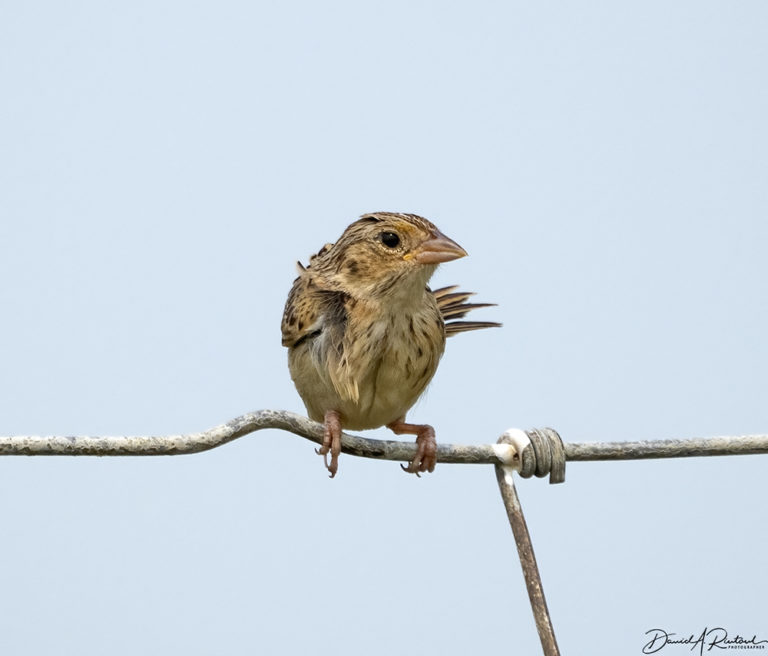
319,212 -> 467,302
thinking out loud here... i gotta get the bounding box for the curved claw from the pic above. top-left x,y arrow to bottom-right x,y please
388,421 -> 437,476
400,463 -> 422,477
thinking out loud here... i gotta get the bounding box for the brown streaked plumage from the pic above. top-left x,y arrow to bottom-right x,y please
281,212 -> 500,477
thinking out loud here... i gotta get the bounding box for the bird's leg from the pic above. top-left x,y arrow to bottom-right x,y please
316,409 -> 342,478
386,419 -> 437,476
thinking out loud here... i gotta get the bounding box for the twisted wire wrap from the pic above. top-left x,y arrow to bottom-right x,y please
499,427 -> 566,484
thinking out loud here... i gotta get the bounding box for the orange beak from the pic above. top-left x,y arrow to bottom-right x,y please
411,231 -> 468,264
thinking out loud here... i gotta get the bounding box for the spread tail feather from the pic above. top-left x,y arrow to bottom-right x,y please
432,285 -> 502,336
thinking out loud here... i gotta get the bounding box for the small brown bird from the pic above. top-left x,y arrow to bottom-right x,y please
281,212 -> 500,477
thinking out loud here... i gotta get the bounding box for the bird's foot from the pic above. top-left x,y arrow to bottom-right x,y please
316,409 -> 342,478
386,420 -> 437,476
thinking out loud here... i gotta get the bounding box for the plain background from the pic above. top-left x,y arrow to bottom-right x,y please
1,2 -> 766,654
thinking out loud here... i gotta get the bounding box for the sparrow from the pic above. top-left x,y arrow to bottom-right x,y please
281,212 -> 500,477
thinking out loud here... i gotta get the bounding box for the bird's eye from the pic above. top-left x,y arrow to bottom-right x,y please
380,231 -> 400,248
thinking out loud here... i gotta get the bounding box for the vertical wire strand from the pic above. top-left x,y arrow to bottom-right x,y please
495,464 -> 560,656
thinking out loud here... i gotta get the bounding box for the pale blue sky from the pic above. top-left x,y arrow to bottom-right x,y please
1,2 -> 766,654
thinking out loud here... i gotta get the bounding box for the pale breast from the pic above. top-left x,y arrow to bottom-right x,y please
342,297 -> 446,429
288,292 -> 446,430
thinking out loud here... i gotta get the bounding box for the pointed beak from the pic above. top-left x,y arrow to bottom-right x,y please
411,231 -> 468,264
